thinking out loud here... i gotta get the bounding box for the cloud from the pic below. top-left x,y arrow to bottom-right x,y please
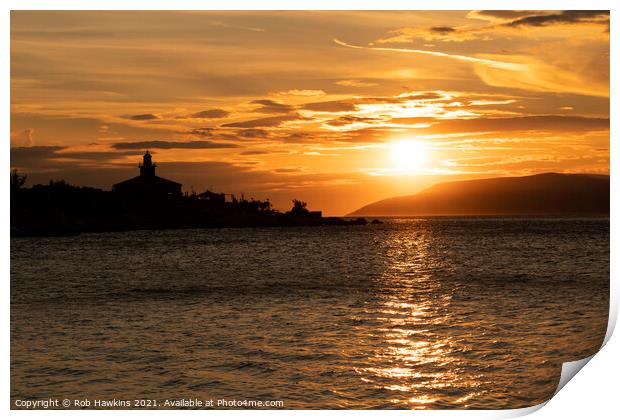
468,99 -> 517,106
473,54 -> 610,97
250,99 -> 295,114
325,115 -> 383,128
466,10 -> 551,22
329,127 -> 394,143
336,80 -> 378,88
189,109 -> 230,119
273,89 -> 326,97
10,128 -> 35,147
380,11 -> 610,45
431,26 -> 456,34
240,150 -> 271,155
222,114 -> 302,128
382,92 -> 447,102
11,146 -> 65,168
391,115 -> 609,134
274,167 -> 302,173
444,154 -> 607,174
468,10 -> 610,28
127,114 -> 159,120
283,132 -> 311,142
377,26 -> 483,43
237,129 -> 269,138
336,39 -> 608,97
505,10 -> 610,28
209,20 -> 264,33
306,92 -> 446,112
334,38 -> 524,71
303,100 -> 357,112
11,145 -> 136,168
53,150 -> 127,160
186,127 -> 214,137
112,140 -> 239,150
10,145 -> 129,170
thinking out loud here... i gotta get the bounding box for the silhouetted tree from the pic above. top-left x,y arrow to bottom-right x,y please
258,199 -> 271,212
289,199 -> 310,216
10,169 -> 27,191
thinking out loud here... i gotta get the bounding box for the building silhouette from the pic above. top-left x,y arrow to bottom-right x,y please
113,151 -> 182,197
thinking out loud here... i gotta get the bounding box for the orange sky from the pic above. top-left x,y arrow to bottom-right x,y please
10,10 -> 610,215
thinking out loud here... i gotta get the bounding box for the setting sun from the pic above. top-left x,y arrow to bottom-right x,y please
390,140 -> 429,172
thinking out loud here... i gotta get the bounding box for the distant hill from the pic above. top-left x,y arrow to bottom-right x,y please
348,173 -> 609,217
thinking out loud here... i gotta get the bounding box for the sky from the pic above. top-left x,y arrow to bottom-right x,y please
10,10 -> 610,215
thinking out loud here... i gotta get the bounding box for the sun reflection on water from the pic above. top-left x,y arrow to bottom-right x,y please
353,231 -> 486,409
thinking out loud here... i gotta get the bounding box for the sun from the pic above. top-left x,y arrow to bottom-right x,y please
390,140 -> 429,172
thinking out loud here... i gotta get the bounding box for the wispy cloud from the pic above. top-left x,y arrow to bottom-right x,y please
336,80 -> 378,88
209,20 -> 265,32
187,109 -> 230,119
272,89 -> 326,97
505,10 -> 609,28
250,99 -> 295,114
333,38 -> 524,71
126,113 -> 159,121
222,114 -> 304,128
10,128 -> 35,147
380,11 -> 610,44
335,38 -> 608,97
112,140 -> 238,150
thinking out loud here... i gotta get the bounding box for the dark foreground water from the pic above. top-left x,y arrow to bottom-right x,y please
11,218 -> 609,409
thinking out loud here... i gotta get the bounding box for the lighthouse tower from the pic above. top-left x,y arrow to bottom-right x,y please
139,151 -> 156,177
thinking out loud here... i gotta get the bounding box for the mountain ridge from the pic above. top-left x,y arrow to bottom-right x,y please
348,173 -> 610,217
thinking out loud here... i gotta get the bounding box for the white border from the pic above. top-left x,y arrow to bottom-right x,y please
0,0 -> 616,10
3,1 -> 617,419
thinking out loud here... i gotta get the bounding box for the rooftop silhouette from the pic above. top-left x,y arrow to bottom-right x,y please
112,151 -> 182,197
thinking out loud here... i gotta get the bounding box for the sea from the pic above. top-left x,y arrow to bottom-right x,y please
10,218 -> 609,409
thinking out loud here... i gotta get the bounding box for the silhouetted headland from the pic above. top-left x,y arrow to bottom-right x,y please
10,151 -> 368,237
349,173 -> 609,217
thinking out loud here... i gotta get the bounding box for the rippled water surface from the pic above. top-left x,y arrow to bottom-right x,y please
11,218 -> 609,409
